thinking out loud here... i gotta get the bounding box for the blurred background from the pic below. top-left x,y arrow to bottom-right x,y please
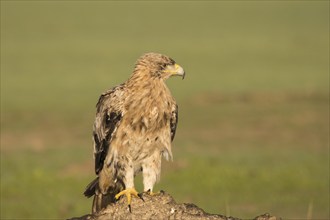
1,1 -> 329,219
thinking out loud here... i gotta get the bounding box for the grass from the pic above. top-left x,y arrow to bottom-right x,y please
1,1 -> 329,219
158,92 -> 329,218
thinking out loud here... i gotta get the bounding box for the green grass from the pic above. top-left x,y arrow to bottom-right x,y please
157,92 -> 329,218
1,1 -> 329,219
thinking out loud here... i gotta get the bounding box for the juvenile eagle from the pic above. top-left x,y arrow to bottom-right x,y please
84,52 -> 185,213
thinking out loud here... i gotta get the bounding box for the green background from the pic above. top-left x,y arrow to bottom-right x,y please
1,1 -> 329,219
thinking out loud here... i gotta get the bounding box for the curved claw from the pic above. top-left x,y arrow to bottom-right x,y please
138,193 -> 145,202
115,188 -> 143,212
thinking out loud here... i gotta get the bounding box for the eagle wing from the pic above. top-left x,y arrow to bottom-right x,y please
170,104 -> 178,142
93,85 -> 125,175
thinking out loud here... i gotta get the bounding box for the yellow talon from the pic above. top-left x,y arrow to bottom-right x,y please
149,191 -> 156,196
115,188 -> 142,212
146,189 -> 160,196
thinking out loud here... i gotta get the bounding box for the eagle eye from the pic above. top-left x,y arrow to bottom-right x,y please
159,63 -> 167,70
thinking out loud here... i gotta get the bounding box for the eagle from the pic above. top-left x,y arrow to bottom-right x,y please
84,52 -> 185,213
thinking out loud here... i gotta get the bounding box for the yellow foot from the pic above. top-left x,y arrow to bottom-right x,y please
115,188 -> 144,212
146,189 -> 163,196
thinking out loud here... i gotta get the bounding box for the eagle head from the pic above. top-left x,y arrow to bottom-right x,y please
133,52 -> 185,80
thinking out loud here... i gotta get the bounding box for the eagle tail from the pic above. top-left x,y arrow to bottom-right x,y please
84,177 -> 122,213
84,177 -> 99,198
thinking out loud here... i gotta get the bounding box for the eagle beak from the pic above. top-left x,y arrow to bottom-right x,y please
174,63 -> 185,79
164,63 -> 185,79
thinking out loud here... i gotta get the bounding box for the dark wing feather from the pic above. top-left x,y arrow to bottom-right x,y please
170,104 -> 178,141
93,85 -> 124,175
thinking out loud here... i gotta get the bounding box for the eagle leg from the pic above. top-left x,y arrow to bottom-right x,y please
115,188 -> 143,212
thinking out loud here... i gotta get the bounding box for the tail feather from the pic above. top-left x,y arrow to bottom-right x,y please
84,177 -> 99,198
84,177 -> 123,213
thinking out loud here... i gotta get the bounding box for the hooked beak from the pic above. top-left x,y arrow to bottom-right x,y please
174,63 -> 185,80
164,63 -> 185,79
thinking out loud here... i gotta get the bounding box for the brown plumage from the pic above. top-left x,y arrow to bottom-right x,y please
84,52 -> 185,213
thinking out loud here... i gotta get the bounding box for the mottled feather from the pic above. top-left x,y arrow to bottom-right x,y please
84,52 -> 184,213
93,85 -> 125,175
